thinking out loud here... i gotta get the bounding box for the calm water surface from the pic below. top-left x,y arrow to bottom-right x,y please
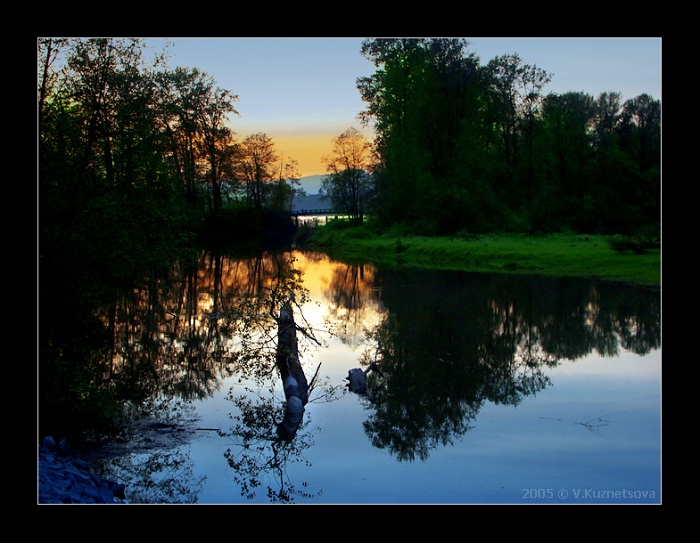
87,250 -> 661,504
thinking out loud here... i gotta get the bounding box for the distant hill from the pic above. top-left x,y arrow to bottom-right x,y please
291,192 -> 330,212
290,175 -> 333,211
297,175 -> 324,195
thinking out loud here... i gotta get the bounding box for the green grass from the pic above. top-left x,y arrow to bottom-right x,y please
307,222 -> 661,287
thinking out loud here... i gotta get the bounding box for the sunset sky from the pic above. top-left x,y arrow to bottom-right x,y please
146,37 -> 662,178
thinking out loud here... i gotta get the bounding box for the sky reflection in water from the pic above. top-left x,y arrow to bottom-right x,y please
91,250 -> 661,504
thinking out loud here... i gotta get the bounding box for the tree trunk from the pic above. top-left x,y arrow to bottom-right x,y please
275,302 -> 309,440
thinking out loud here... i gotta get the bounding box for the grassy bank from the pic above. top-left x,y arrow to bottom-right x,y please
306,222 -> 661,287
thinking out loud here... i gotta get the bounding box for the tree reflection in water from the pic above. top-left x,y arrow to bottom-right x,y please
87,398 -> 206,504
216,254 -> 343,503
75,250 -> 659,503
95,446 -> 205,504
221,394 -> 320,503
353,315 -> 554,462
87,251 -> 343,503
338,267 -> 659,464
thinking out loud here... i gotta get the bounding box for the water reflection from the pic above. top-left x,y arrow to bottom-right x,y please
87,398 -> 205,503
355,268 -> 658,464
95,445 -> 205,504
220,392 -> 322,503
324,261 -> 381,346
88,250 -> 660,503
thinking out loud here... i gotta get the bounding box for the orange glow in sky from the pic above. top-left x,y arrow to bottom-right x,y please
232,121 -> 373,179
272,130 -> 337,178
157,37 -> 659,179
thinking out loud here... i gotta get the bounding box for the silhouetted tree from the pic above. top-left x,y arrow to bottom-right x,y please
321,127 -> 374,220
357,38 -> 659,235
234,133 -> 280,209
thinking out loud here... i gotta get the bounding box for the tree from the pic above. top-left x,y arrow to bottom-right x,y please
159,67 -> 205,203
38,37 -> 69,131
485,53 -> 551,215
620,94 -> 660,174
198,86 -> 239,216
537,92 -> 597,231
272,156 -> 302,213
618,94 -> 661,229
235,133 -> 280,209
158,67 -> 238,214
358,38 -> 482,230
321,127 -> 374,221
590,91 -> 639,232
357,38 -> 430,225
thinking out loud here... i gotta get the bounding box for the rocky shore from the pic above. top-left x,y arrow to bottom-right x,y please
37,436 -> 125,505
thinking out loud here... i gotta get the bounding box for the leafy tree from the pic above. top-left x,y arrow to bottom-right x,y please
484,53 -> 551,215
358,38 -> 485,232
38,37 -> 70,131
357,38 -> 659,236
358,38 -> 427,225
234,133 -> 281,209
273,156 -> 302,213
40,38 -> 190,280
620,94 -> 660,173
536,92 -> 597,230
198,86 -> 239,216
39,37 -> 196,441
158,66 -> 238,216
158,67 -> 206,204
230,133 -> 300,218
619,94 -> 661,228
592,91 -> 623,148
589,91 -> 641,232
321,127 -> 374,220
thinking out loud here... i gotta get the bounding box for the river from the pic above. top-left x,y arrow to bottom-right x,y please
79,249 -> 661,504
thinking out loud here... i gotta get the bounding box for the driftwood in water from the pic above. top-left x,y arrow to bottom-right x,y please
275,302 -> 309,440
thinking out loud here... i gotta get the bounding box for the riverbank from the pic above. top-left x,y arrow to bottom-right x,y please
307,223 -> 661,287
38,436 -> 125,504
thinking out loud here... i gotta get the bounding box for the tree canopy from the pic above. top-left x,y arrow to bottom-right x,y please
38,38 -> 301,440
38,36 -> 660,443
321,127 -> 374,221
356,38 -> 660,235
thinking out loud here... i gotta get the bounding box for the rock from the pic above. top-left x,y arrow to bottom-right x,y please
346,362 -> 381,395
347,368 -> 368,394
58,438 -> 70,453
38,436 -> 125,504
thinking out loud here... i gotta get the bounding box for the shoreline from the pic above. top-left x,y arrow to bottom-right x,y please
307,228 -> 661,288
38,436 -> 125,505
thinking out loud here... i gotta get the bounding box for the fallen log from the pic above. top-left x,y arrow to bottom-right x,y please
275,302 -> 309,440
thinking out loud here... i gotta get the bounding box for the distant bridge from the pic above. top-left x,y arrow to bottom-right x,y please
291,208 -> 335,217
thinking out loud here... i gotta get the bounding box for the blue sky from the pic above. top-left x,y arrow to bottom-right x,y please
145,37 -> 661,177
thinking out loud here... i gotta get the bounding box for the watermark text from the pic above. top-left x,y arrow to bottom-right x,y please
522,488 -> 657,500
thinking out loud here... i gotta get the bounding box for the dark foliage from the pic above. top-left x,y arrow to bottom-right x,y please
37,37 -> 660,443
37,38 -> 293,443
357,38 -> 660,236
